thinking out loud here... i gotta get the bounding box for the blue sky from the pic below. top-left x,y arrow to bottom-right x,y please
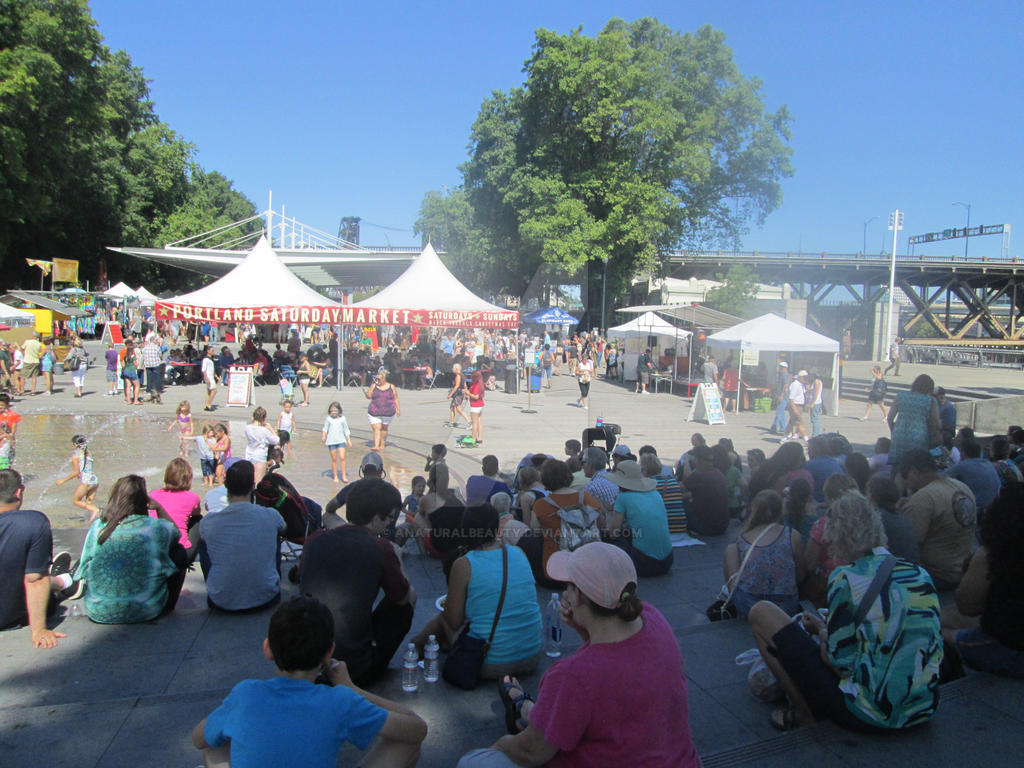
91,0 -> 1023,258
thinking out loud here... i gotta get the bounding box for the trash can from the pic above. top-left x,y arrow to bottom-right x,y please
504,366 -> 518,394
529,373 -> 541,393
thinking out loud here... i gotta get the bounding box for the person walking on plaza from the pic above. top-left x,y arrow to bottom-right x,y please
201,345 -> 217,411
785,370 -> 809,441
769,361 -> 791,434
20,333 -> 42,396
862,365 -> 889,421
365,368 -> 399,451
576,352 -> 594,409
635,348 -> 653,394
141,332 -> 163,404
884,337 -> 902,377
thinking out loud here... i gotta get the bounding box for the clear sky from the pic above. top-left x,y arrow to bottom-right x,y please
90,0 -> 1023,258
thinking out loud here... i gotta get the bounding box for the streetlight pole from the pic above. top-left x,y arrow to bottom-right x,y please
885,209 -> 904,362
953,202 -> 971,259
862,215 -> 879,254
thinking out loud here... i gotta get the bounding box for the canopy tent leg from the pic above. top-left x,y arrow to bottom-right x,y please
336,325 -> 343,391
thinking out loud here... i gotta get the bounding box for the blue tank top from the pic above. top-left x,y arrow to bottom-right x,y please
464,547 -> 542,665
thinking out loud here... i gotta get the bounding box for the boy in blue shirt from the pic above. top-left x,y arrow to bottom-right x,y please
192,596 -> 426,768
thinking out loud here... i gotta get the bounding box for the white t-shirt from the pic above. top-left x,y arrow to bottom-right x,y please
788,379 -> 806,405
202,356 -> 216,387
244,424 -> 280,463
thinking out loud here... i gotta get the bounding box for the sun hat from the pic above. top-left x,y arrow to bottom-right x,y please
604,460 -> 656,492
797,369 -> 808,377
546,542 -> 637,609
611,444 -> 632,458
778,361 -> 788,368
361,452 -> 384,470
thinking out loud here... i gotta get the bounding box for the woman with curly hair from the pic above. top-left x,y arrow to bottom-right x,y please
749,491 -> 943,732
942,483 -> 1024,678
74,475 -> 188,624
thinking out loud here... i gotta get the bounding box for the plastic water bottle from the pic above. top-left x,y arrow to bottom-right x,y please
402,643 -> 420,692
596,415 -> 604,428
543,592 -> 563,658
423,635 -> 440,683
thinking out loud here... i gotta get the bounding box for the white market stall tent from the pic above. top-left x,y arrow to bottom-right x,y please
707,313 -> 841,414
103,281 -> 137,299
134,286 -> 159,305
609,310 -> 692,390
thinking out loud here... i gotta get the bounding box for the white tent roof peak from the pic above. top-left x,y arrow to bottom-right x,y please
707,313 -> 839,353
609,310 -> 691,338
104,281 -> 136,299
355,242 -> 507,314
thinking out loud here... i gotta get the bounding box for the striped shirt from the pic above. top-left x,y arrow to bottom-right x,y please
655,474 -> 687,534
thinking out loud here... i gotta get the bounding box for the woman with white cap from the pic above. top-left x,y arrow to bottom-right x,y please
457,542 -> 700,767
604,460 -> 674,577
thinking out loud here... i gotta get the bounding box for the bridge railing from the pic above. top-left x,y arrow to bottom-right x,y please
666,250 -> 1022,264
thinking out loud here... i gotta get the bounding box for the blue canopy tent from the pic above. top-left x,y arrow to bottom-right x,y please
523,306 -> 578,325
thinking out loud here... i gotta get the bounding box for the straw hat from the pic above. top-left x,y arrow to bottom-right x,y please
604,460 -> 656,492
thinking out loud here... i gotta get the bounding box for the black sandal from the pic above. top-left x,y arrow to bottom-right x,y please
498,675 -> 532,734
770,706 -> 802,732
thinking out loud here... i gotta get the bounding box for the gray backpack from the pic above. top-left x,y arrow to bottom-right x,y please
556,491 -> 602,552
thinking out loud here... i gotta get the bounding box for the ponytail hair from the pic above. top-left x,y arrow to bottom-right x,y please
584,582 -> 644,623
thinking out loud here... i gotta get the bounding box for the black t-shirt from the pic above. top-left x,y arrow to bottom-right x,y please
0,509 -> 52,630
683,468 -> 730,536
299,525 -> 409,667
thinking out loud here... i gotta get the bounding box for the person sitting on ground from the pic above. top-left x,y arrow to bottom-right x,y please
528,460 -> 603,579
0,469 -> 80,647
76,475 -> 188,624
940,482 -> 1024,679
492,492 -> 529,547
866,476 -> 920,563
604,460 -> 674,577
412,503 -> 542,679
640,453 -> 687,539
748,441 -> 811,499
323,452 -> 390,529
944,437 -> 1001,518
675,433 -> 707,482
801,436 -> 844,503
196,460 -> 285,612
868,437 -> 892,479
299,478 -> 416,687
457,543 -> 700,768
192,596 -> 427,768
989,434 -> 1024,487
782,477 -> 817,541
637,445 -> 675,478
466,454 -> 512,504
681,445 -> 729,537
514,465 -> 548,529
581,447 -> 618,516
724,490 -> 803,618
149,458 -> 202,560
711,444 -> 745,520
801,474 -> 859,606
748,491 -> 943,733
746,448 -> 767,480
900,448 -> 976,591
564,439 -> 582,464
1009,426 -> 1024,465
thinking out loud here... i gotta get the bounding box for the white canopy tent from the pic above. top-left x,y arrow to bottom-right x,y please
707,313 -> 841,414
609,311 -> 692,392
351,243 -> 518,329
0,304 -> 37,328
134,286 -> 159,305
103,281 -> 137,299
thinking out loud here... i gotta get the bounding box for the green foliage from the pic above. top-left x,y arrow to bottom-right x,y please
705,263 -> 760,316
0,0 -> 256,291
421,17 -> 793,312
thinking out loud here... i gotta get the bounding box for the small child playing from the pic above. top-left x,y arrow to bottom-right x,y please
276,400 -> 295,458
196,425 -> 217,487
212,423 -> 231,485
55,434 -> 100,520
321,401 -> 352,483
191,596 -> 426,768
401,475 -> 426,524
0,424 -> 12,470
169,400 -> 194,458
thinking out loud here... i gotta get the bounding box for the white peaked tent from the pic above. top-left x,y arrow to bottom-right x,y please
609,311 -> 691,340
104,281 -> 137,299
134,286 -> 159,305
707,313 -> 841,414
155,236 -> 344,325
351,243 -> 518,329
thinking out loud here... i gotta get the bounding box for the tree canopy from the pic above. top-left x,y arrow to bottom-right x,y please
0,0 -> 257,290
417,18 -> 793,319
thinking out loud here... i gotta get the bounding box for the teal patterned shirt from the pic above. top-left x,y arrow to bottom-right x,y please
826,548 -> 943,729
76,516 -> 180,624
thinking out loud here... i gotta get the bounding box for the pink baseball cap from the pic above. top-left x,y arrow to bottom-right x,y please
546,543 -> 637,609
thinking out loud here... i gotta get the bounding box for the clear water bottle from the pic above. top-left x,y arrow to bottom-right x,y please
423,634 -> 440,683
543,592 -> 563,658
402,643 -> 420,692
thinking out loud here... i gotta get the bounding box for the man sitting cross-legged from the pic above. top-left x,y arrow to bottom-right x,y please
299,477 -> 417,687
192,596 -> 426,768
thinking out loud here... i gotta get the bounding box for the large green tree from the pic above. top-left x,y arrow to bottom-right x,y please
421,18 -> 793,323
0,0 -> 256,290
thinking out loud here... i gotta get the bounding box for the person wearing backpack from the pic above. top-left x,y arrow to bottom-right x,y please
528,459 -> 603,581
862,366 -> 889,421
539,344 -> 555,389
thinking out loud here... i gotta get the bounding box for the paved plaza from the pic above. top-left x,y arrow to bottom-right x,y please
1,347 -> 1022,767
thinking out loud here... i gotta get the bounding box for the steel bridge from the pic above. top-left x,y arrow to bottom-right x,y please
666,250 -> 1024,345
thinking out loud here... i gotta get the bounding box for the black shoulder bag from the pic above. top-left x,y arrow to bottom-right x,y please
442,544 -> 508,690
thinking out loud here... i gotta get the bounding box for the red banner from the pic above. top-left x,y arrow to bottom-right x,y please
155,302 -> 519,329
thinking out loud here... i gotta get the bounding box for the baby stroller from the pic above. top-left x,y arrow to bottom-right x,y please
278,364 -> 296,404
254,472 -> 320,564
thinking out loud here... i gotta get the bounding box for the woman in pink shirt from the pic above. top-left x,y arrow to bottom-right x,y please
458,543 -> 700,768
149,458 -> 201,557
